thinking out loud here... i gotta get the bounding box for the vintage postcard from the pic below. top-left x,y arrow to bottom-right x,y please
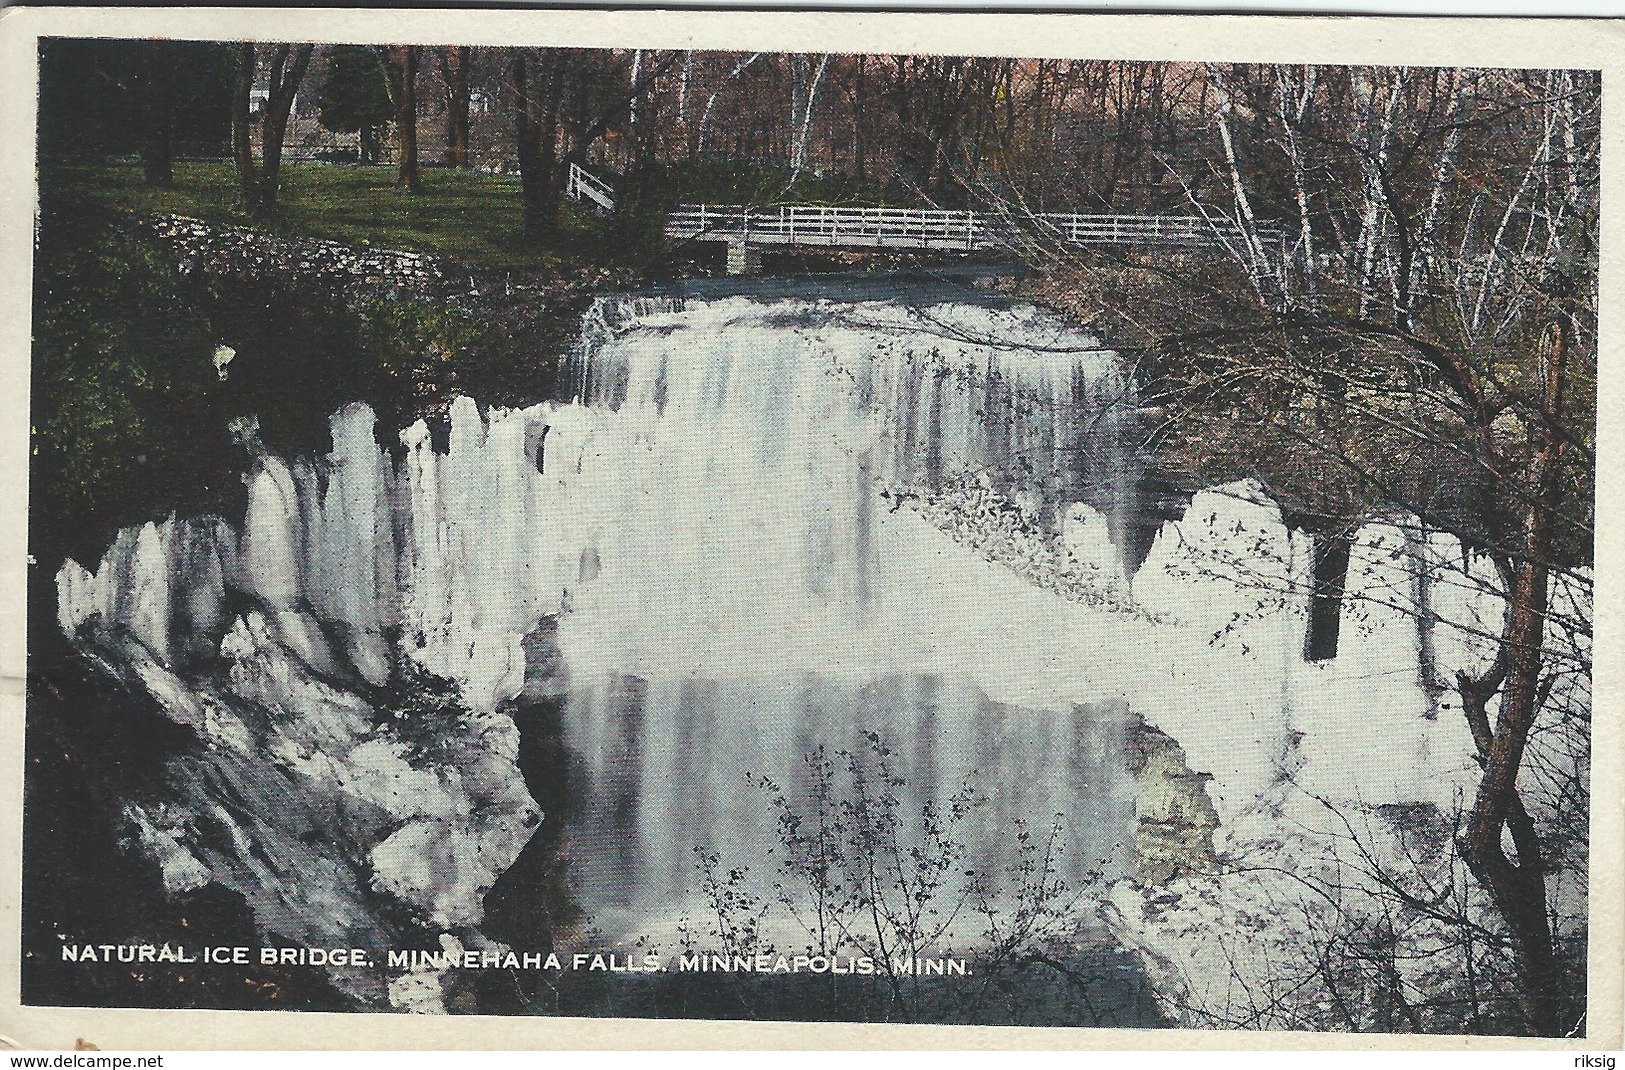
0,7 -> 1618,1051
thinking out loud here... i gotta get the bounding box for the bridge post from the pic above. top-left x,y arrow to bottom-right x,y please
725,238 -> 762,276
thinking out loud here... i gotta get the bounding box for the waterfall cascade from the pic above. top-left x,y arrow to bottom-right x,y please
54,293 -> 1498,1001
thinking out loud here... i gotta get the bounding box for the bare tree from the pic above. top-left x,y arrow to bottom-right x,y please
697,52 -> 763,157
511,47 -> 563,238
977,62 -> 1596,1035
230,42 -> 314,218
787,53 -> 832,181
442,45 -> 472,169
138,40 -> 176,187
385,45 -> 422,192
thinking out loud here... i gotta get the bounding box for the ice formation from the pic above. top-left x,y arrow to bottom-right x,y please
55,293 -> 1530,1013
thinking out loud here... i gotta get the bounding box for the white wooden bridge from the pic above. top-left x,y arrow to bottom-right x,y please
563,163 -> 1282,273
665,203 -> 1284,273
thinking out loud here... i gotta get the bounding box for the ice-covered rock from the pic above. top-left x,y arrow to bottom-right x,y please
57,548 -> 540,1007
53,292 -> 1580,1015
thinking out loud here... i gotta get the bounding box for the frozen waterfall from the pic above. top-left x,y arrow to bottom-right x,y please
56,292 -> 1492,965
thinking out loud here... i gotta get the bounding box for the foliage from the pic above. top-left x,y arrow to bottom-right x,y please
757,736 -> 983,1021
37,39 -> 235,162
28,44 -> 1601,1032
31,197 -> 512,554
30,211 -> 216,551
357,293 -> 481,389
317,46 -> 395,136
985,64 -> 1596,1036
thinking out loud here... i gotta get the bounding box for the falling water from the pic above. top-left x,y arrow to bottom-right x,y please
546,295 -> 1142,942
55,290 -> 1491,991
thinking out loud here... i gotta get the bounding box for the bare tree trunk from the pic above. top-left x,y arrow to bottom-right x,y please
1207,64 -> 1281,308
698,52 -> 761,156
258,46 -> 311,209
628,49 -> 643,128
1420,69 -> 1473,274
790,54 -> 831,180
444,45 -> 471,169
541,57 -> 565,214
1470,131 -> 1547,341
678,51 -> 692,123
627,49 -> 649,169
787,54 -> 804,172
1275,65 -> 1320,311
853,55 -> 867,180
1459,316 -> 1571,1037
389,45 -> 422,192
513,49 -> 561,240
231,44 -> 259,215
513,50 -> 542,238
233,43 -> 313,219
140,40 -> 175,187
1350,67 -> 1404,319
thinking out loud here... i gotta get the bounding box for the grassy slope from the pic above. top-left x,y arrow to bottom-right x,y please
44,162 -> 621,272
45,158 -> 911,272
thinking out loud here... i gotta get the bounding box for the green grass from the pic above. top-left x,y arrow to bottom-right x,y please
42,162 -> 621,272
42,159 -> 912,273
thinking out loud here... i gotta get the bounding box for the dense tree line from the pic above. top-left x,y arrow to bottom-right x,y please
38,43 -> 1370,231
38,39 -> 236,168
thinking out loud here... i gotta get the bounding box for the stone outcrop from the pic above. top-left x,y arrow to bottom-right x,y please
131,213 -> 444,296
1125,720 -> 1221,886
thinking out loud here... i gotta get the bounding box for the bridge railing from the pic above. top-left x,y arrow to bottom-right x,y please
666,203 -> 1283,251
1033,213 -> 1280,248
667,204 -> 985,246
567,163 -> 617,213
